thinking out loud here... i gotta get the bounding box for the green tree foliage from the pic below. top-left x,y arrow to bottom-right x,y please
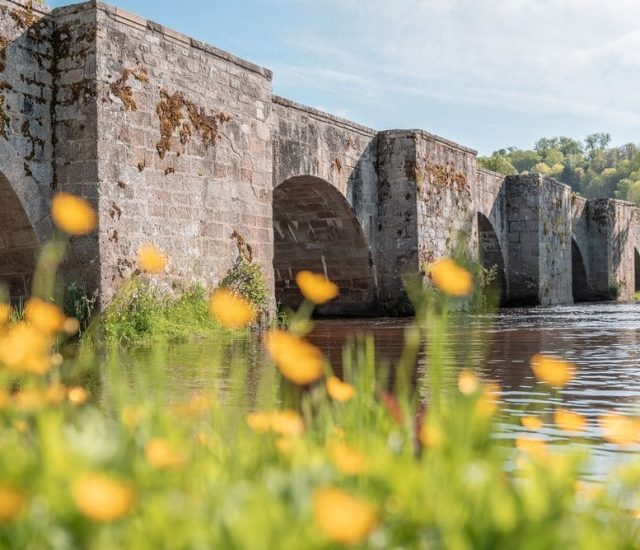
479,133 -> 640,206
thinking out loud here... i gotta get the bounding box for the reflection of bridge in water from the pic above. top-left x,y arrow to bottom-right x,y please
1,0 -> 640,312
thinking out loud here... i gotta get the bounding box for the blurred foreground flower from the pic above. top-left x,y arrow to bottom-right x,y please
0,322 -> 52,374
145,439 -> 187,469
555,409 -> 586,434
73,474 -> 134,523
476,382 -> 500,417
209,288 -> 256,329
329,442 -> 367,475
0,486 -> 25,522
295,271 -> 339,304
326,376 -> 355,402
313,487 -> 377,545
521,416 -> 543,430
516,436 -> 548,460
52,192 -> 97,235
599,414 -> 639,446
137,244 -> 167,274
530,354 -> 576,388
458,369 -> 479,395
25,298 -> 66,334
68,387 -> 88,405
246,410 -> 304,437
429,258 -> 473,297
263,329 -> 324,385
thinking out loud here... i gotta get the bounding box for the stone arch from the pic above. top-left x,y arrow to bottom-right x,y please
635,248 -> 640,294
477,212 -> 506,304
0,172 -> 39,301
571,238 -> 590,303
273,175 -> 377,316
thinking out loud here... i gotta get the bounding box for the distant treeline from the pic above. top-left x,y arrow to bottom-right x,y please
479,133 -> 640,205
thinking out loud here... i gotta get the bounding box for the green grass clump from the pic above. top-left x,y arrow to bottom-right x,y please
98,280 -> 219,345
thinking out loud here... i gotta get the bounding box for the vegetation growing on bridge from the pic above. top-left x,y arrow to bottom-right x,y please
2,194 -> 640,547
480,133 -> 640,205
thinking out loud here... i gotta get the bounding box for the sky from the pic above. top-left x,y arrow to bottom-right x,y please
49,0 -> 640,155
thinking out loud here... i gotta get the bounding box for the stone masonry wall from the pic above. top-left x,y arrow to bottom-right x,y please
93,2 -> 274,304
0,0 -> 53,298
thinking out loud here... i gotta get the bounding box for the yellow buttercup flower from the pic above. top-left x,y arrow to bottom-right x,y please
554,409 -> 586,434
0,303 -> 11,325
329,442 -> 367,475
313,487 -> 377,545
25,298 -> 67,335
419,421 -> 443,449
429,258 -> 473,296
516,436 -> 548,460
209,288 -> 256,329
476,382 -> 501,417
51,192 -> 97,235
137,244 -> 167,273
263,329 -> 324,385
45,383 -> 68,405
246,410 -> 304,437
145,439 -> 187,469
326,376 -> 355,402
73,474 -> 134,523
521,416 -> 543,430
295,271 -> 339,304
0,322 -> 52,375
68,387 -> 88,405
530,354 -> 576,388
599,414 -> 639,446
458,370 -> 479,395
0,486 -> 25,522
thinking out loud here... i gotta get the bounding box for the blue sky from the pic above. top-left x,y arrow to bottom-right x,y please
49,0 -> 640,155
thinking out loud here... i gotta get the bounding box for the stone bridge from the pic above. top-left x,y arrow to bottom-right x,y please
1,0 -> 639,314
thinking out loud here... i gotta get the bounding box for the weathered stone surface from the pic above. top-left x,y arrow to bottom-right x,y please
1,0 -> 639,312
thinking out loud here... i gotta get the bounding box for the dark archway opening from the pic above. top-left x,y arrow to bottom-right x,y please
273,176 -> 377,316
477,213 -> 506,306
0,173 -> 38,303
571,239 -> 591,303
635,249 -> 640,295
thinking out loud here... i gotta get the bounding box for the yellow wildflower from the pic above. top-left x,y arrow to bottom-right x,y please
295,271 -> 339,304
521,416 -> 543,430
68,387 -> 88,405
72,474 -> 134,523
145,439 -> 187,469
137,244 -> 167,273
0,322 -> 52,374
13,388 -> 46,412
530,354 -> 576,388
0,486 -> 25,522
63,317 -> 80,336
516,436 -> 548,460
554,409 -> 586,434
458,369 -> 480,395
313,487 -> 377,545
25,298 -> 66,335
476,382 -> 501,417
419,422 -> 443,449
45,383 -> 68,405
429,258 -> 473,296
263,329 -> 324,385
599,414 -> 638,446
326,376 -> 355,402
51,192 -> 97,235
209,288 -> 256,329
0,303 -> 11,325
246,410 -> 305,437
329,442 -> 367,475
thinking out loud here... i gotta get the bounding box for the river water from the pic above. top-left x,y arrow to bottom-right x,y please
308,303 -> 640,480
145,302 -> 640,480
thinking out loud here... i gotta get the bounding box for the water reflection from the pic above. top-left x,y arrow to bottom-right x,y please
308,303 -> 640,479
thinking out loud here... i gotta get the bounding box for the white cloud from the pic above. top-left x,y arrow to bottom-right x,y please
274,0 -> 640,134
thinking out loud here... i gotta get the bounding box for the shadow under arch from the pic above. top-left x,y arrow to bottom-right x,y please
477,212 -> 506,305
572,238 -> 591,303
273,175 -> 377,316
0,172 -> 39,301
635,248 -> 640,294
